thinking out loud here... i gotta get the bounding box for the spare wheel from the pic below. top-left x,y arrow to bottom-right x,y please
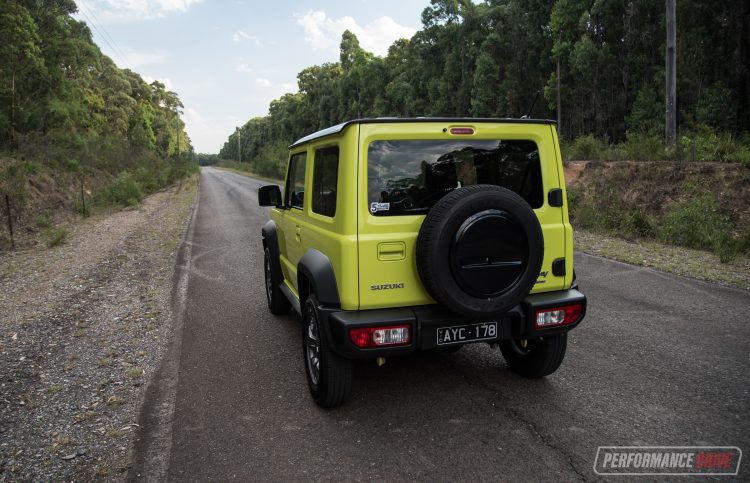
415,185 -> 543,318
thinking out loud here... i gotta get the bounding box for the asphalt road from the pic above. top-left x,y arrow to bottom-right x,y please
130,166 -> 750,481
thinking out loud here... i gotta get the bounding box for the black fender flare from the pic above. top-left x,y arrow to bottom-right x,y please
261,220 -> 283,284
297,249 -> 340,308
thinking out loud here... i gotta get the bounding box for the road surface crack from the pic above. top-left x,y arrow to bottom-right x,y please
436,353 -> 588,481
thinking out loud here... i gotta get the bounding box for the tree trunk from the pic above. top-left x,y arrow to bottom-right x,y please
665,0 -> 677,147
737,0 -> 749,131
11,65 -> 16,151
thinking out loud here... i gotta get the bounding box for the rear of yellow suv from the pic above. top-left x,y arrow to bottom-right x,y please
258,118 -> 586,408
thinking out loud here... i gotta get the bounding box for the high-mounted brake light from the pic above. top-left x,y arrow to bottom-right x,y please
534,304 -> 582,328
349,325 -> 411,348
449,127 -> 475,135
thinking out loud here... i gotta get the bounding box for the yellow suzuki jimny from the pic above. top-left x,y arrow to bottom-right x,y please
258,118 -> 586,408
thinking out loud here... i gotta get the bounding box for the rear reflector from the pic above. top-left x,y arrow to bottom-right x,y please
534,304 -> 582,328
349,325 -> 410,348
449,127 -> 475,135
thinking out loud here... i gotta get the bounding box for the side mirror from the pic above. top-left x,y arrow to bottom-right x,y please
258,185 -> 282,207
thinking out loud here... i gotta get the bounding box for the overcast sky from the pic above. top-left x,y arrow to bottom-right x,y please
74,0 -> 428,153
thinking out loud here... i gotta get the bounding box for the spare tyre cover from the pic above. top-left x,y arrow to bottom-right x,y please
416,184 -> 543,318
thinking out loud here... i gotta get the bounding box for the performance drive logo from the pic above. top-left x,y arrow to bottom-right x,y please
594,446 -> 742,476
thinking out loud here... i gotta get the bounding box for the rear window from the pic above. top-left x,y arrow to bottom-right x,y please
367,140 -> 543,216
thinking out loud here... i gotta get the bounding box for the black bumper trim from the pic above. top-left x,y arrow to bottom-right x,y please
323,289 -> 586,359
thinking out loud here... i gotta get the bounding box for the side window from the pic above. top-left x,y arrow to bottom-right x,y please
285,152 -> 307,209
312,147 -> 339,217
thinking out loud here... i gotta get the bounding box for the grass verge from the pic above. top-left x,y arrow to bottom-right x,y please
575,229 -> 750,290
212,165 -> 282,184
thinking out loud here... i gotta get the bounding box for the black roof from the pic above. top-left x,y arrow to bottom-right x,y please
289,117 -> 557,148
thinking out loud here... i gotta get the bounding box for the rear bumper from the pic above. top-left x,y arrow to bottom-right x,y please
321,289 -> 586,359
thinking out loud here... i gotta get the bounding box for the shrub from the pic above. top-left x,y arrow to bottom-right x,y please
44,227 -> 68,247
568,186 -> 629,234
658,192 -> 732,252
678,128 -> 750,163
565,186 -> 581,213
35,213 -> 52,229
622,210 -> 658,238
562,130 -> 750,163
623,133 -> 666,161
66,159 -> 80,172
564,135 -> 605,161
133,165 -> 164,193
103,172 -> 143,206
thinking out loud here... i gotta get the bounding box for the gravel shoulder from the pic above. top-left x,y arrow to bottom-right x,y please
575,229 -> 750,290
0,176 -> 198,480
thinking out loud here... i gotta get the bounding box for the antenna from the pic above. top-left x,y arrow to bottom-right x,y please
522,90 -> 541,119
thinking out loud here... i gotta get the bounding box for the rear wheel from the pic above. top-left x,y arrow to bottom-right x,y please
264,248 -> 290,315
302,294 -> 352,408
499,334 -> 567,378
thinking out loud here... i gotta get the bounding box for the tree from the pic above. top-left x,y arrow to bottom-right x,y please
0,2 -> 43,149
471,51 -> 499,117
221,0 -> 750,165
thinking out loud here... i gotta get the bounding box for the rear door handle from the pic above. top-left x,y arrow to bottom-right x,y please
295,225 -> 301,242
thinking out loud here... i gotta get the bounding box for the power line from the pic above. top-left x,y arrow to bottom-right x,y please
79,2 -> 134,69
76,3 -> 132,70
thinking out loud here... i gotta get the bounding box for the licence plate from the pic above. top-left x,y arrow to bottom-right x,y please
436,322 -> 497,345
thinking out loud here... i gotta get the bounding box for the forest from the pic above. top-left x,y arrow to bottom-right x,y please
219,0 -> 750,178
0,0 -> 195,236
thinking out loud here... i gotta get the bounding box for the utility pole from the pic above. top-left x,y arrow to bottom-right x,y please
556,54 -> 562,133
665,0 -> 677,147
236,126 -> 242,163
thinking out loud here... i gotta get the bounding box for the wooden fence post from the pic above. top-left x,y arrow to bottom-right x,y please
5,194 -> 14,250
80,179 -> 87,217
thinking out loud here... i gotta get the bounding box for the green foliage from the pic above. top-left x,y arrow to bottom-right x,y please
570,180 -> 746,262
196,153 -> 219,166
561,130 -> 750,162
34,213 -> 51,229
563,135 -> 606,160
0,160 -> 28,217
657,190 -> 747,262
103,172 -> 143,207
66,158 -> 80,172
0,2 -> 198,251
253,140 -> 289,179
471,51 -> 499,117
696,82 -> 735,132
626,84 -> 664,135
220,0 -> 749,169
0,2 -> 194,163
44,227 -> 67,248
679,129 -> 750,163
568,186 -> 657,240
621,133 -> 666,161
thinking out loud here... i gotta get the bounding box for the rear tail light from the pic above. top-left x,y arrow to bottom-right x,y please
534,304 -> 582,329
449,127 -> 475,135
349,325 -> 410,348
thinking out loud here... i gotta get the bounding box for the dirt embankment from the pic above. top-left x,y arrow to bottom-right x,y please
0,177 -> 197,480
0,158 -> 119,252
564,160 -> 750,227
564,161 -> 750,289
